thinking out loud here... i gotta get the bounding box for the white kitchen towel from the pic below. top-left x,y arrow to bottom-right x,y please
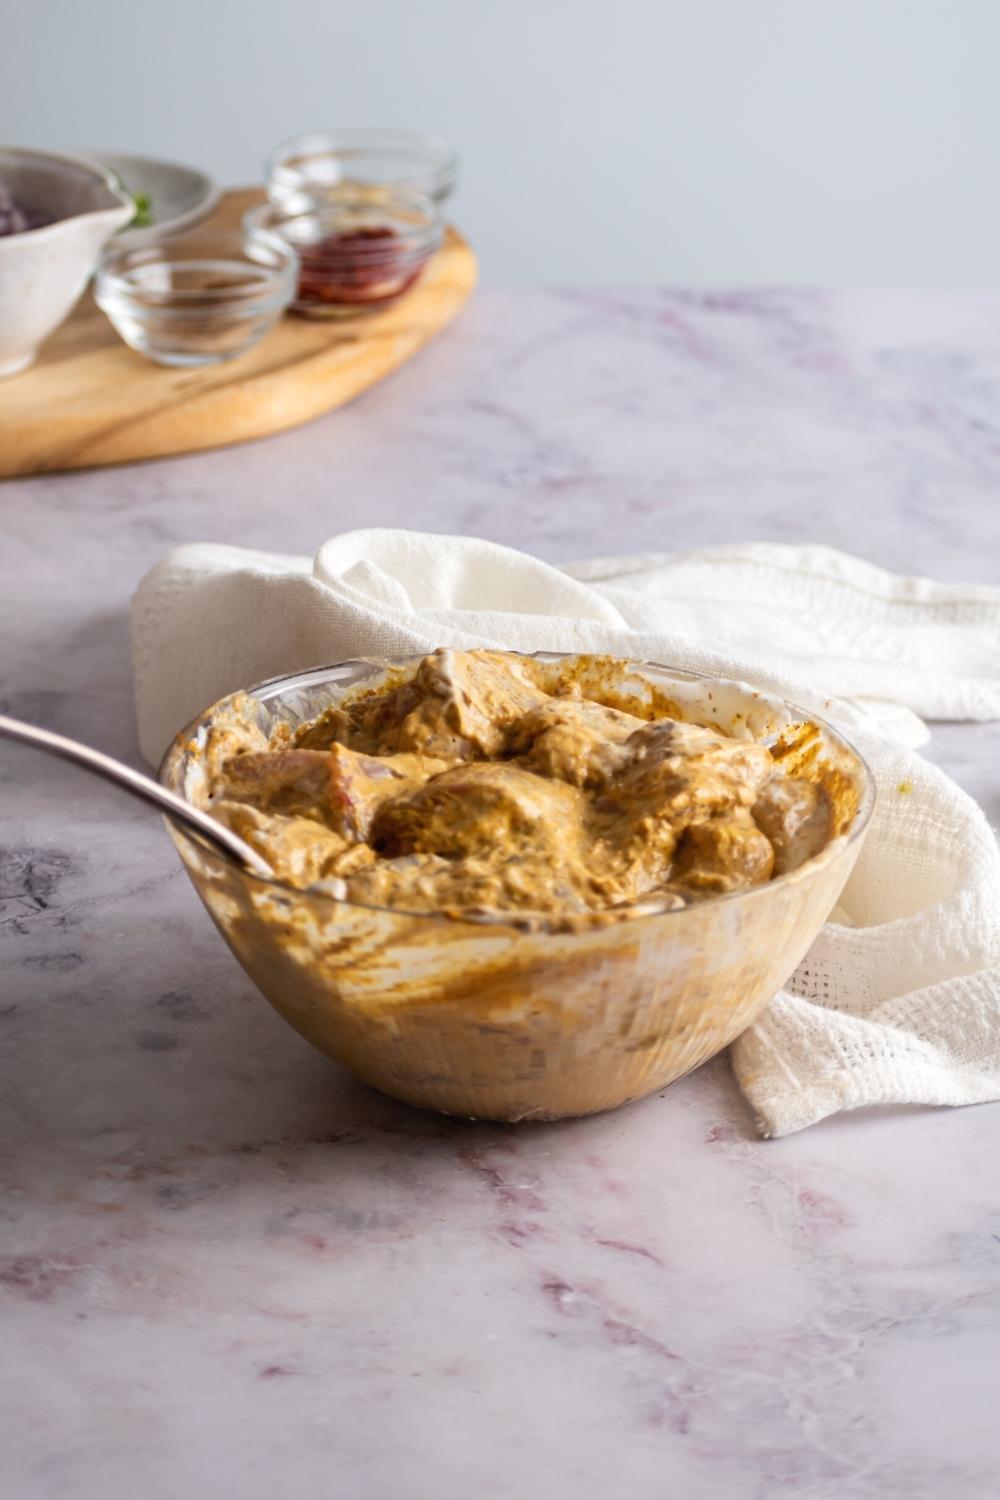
132,531 -> 1000,1136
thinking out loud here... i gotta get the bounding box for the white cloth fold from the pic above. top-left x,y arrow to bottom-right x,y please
132,530 -> 1000,1136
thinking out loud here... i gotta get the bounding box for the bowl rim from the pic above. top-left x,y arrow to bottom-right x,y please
266,126 -> 459,200
243,189 -> 443,262
95,233 -> 299,311
0,145 -> 133,240
82,150 -> 221,251
159,651 -> 877,927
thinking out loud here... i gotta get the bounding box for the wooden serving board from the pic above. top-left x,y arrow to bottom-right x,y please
0,188 -> 477,478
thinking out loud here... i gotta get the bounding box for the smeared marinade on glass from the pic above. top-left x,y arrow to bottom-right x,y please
198,650 -> 836,928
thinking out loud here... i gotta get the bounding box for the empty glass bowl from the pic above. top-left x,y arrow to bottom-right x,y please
95,228 -> 298,367
266,127 -> 458,205
244,186 -> 443,319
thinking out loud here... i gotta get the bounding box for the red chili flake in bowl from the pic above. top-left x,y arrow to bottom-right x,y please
296,226 -> 422,307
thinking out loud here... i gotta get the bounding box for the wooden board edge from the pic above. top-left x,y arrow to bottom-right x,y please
1,231 -> 477,479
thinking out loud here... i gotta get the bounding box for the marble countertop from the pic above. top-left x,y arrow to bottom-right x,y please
2,287 -> 999,1500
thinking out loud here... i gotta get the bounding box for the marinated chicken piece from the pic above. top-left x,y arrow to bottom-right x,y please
507,698 -> 643,788
295,681 -> 423,754
303,649 -> 546,760
393,649 -> 548,758
752,773 -> 831,874
323,744 -> 453,840
603,719 -> 775,820
212,800 -> 365,889
588,717 -> 774,886
216,749 -> 337,820
199,697 -> 270,781
670,812 -> 775,895
202,650 -> 837,924
214,743 -> 451,841
373,762 -> 584,861
369,760 -> 677,917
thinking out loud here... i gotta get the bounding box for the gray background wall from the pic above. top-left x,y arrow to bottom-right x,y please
8,0 -> 1000,284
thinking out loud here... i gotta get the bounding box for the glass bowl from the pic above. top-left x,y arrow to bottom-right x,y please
95,228 -> 298,367
266,127 -> 458,205
244,187 -> 442,319
159,655 -> 874,1122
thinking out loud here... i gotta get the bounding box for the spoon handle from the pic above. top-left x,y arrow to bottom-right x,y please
0,713 -> 273,880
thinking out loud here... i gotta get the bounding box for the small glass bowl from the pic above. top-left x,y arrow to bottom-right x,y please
244,186 -> 443,319
266,127 -> 458,206
95,229 -> 298,367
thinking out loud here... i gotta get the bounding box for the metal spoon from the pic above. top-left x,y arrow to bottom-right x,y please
0,713 -> 273,879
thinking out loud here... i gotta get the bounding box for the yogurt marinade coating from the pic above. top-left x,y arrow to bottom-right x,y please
202,649 -> 832,924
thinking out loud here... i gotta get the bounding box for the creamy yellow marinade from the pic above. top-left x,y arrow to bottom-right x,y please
200,649 -> 832,924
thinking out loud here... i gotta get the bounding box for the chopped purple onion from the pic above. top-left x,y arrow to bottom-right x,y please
0,180 -> 54,237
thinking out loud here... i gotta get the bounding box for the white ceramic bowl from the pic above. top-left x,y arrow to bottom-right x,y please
0,147 -> 133,377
